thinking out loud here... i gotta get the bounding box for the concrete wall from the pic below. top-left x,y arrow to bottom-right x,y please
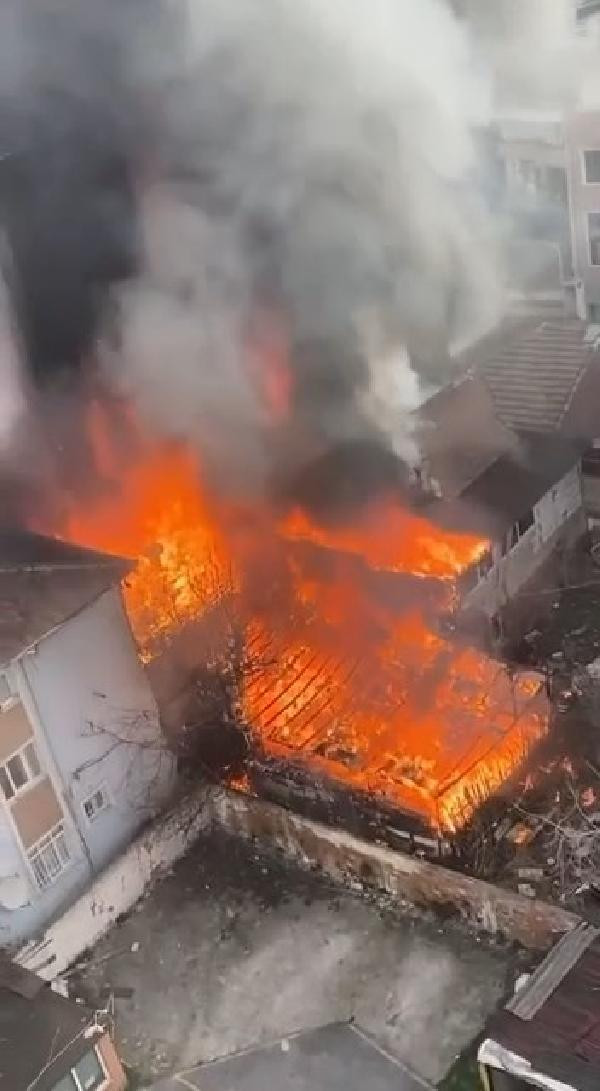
463,464 -> 584,619
208,789 -> 579,951
0,588 -> 176,947
15,786 -> 578,979
16,789 -> 210,974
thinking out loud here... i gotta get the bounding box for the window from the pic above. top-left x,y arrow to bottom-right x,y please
546,166 -> 568,206
589,303 -> 600,323
459,547 -> 494,594
584,149 -> 600,184
589,212 -> 600,265
51,1077 -> 77,1091
82,786 -> 110,823
28,823 -> 70,890
503,510 -> 535,555
50,1048 -> 108,1091
476,548 -> 494,582
72,1049 -> 107,1091
0,739 -> 42,800
517,509 -> 535,537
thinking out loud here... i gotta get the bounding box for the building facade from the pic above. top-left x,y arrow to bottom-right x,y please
416,319 -> 600,640
460,459 -> 585,622
0,534 -> 175,947
565,109 -> 600,320
0,957 -> 127,1091
495,105 -> 600,321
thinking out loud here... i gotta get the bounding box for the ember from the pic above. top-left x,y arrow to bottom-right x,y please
55,406 -> 548,834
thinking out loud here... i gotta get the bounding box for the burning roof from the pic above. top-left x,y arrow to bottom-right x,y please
244,617 -> 547,833
53,405 -> 549,835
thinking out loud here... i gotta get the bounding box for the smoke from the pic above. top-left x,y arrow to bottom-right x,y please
456,0 -> 600,109
108,0 -> 501,505
0,0 -> 505,515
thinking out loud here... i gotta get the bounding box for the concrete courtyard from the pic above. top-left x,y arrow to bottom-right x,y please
69,829 -> 519,1088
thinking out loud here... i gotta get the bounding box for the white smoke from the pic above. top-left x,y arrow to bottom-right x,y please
108,0 -> 503,500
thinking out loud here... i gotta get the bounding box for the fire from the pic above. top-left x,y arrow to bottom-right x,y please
62,411 -> 233,658
54,402 -> 548,833
281,503 -> 486,579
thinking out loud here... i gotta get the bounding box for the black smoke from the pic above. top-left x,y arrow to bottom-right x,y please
0,1 -> 142,388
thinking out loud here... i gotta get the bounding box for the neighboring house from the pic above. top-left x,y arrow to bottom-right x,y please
565,110 -> 600,322
495,108 -> 574,315
0,956 -> 126,1091
417,319 -> 600,638
494,102 -> 600,323
0,531 -> 175,947
479,921 -> 600,1091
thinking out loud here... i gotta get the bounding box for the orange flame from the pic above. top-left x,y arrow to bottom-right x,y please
281,503 -> 486,579
54,402 -> 547,832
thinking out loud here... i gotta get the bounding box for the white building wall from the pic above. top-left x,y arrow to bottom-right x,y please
0,587 -> 176,946
566,111 -> 600,315
21,587 -> 175,871
463,464 -> 584,617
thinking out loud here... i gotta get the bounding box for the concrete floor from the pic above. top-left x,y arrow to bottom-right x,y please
70,830 -> 518,1088
151,1023 -> 433,1091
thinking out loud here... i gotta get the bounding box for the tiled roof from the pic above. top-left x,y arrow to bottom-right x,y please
477,320 -> 595,435
0,957 -> 101,1091
486,923 -> 600,1090
415,374 -> 518,498
0,530 -> 130,664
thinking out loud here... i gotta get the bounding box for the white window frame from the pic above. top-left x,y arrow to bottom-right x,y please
0,738 -> 43,800
70,1045 -> 110,1091
582,148 -> 600,185
27,822 -> 71,891
81,784 -> 111,825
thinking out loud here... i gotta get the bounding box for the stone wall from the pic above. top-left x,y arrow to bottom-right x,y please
16,785 -> 579,979
208,788 -> 579,951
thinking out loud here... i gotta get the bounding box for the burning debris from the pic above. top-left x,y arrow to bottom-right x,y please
50,404 -> 549,838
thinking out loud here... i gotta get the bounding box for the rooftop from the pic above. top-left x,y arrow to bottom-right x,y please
476,319 -> 597,436
0,958 -> 102,1091
483,922 -> 600,1091
0,529 -> 131,664
416,318 -> 598,536
415,373 -> 517,499
455,433 -> 585,537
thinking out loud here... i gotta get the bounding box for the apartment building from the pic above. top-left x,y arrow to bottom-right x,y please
0,531 -> 175,946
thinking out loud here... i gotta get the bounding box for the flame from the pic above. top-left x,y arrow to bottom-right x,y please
54,402 -> 548,832
62,416 -> 233,658
281,503 -> 486,579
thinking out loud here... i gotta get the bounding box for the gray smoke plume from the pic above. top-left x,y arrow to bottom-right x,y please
456,0 -> 600,109
102,0 -> 503,509
0,0 -> 505,515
